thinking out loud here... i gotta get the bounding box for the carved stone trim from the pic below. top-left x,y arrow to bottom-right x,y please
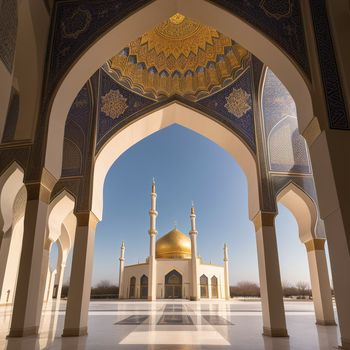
305,238 -> 326,252
75,211 -> 99,228
252,211 -> 276,231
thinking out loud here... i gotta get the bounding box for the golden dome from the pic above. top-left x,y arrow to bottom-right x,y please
156,228 -> 191,259
106,14 -> 249,101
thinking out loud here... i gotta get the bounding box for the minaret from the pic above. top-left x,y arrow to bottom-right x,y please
118,241 -> 125,299
223,243 -> 230,300
189,203 -> 199,300
148,178 -> 158,300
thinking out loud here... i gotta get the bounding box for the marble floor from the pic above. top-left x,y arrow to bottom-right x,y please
0,300 -> 340,350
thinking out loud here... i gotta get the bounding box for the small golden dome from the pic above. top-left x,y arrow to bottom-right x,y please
156,228 -> 191,259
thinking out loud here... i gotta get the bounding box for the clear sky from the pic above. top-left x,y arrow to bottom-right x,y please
56,124 -> 332,288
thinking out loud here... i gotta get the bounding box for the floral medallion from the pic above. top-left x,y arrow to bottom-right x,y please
224,88 -> 251,118
101,89 -> 128,119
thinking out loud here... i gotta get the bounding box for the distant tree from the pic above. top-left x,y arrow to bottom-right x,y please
282,281 -> 298,297
230,281 -> 260,297
296,281 -> 310,298
91,280 -> 118,299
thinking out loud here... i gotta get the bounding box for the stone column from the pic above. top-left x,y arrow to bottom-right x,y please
118,241 -> 125,299
305,131 -> 350,349
148,179 -> 157,301
54,261 -> 66,302
305,238 -> 335,325
53,244 -> 67,302
0,228 -> 12,300
189,205 -> 199,301
62,212 -> 98,337
46,269 -> 57,303
253,212 -> 288,337
223,243 -> 230,300
8,170 -> 56,337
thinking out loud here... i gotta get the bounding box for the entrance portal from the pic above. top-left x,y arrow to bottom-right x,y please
200,275 -> 209,298
211,276 -> 218,298
140,275 -> 148,299
164,270 -> 182,299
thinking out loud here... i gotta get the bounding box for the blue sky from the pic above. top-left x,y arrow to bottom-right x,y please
56,124 -> 332,287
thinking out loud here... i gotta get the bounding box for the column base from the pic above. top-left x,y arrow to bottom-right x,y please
62,327 -> 88,337
263,327 -> 289,337
190,296 -> 199,301
316,320 -> 337,326
7,326 -> 39,337
147,296 -> 156,301
339,337 -> 350,349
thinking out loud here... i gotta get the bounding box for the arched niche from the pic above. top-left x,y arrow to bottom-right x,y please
0,162 -> 25,234
44,0 -> 313,179
276,182 -> 321,243
47,191 -> 75,244
92,103 -> 259,221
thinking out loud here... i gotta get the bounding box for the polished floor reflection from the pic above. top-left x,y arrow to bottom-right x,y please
0,300 -> 340,349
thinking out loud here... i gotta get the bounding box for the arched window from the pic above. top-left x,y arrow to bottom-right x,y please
140,275 -> 148,299
200,274 -> 208,298
164,270 -> 182,299
211,276 -> 218,298
129,276 -> 136,298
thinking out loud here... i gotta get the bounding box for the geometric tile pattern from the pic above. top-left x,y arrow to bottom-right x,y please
0,0 -> 17,72
115,315 -> 150,325
262,69 -> 311,174
309,0 -> 349,130
158,314 -> 194,325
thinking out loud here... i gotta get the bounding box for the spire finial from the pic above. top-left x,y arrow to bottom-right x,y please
121,240 -> 125,248
152,177 -> 156,193
191,201 -> 195,215
174,220 -> 177,229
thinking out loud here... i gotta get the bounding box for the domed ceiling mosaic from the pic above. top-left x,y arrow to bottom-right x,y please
104,13 -> 250,101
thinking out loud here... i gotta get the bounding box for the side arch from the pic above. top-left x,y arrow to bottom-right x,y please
276,182 -> 320,243
47,190 -> 75,244
0,162 -> 25,233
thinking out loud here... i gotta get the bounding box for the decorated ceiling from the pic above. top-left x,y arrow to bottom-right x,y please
105,13 -> 250,101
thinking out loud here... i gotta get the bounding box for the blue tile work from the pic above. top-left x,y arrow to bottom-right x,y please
197,68 -> 256,152
97,68 -> 156,148
43,1 -> 349,136
0,0 -> 17,72
2,88 -> 19,143
62,84 -> 92,177
45,0 -> 151,100
309,0 -> 349,130
45,0 -> 310,101
262,69 -> 311,174
210,0 -> 309,77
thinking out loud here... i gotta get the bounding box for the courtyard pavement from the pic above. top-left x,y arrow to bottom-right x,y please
0,299 -> 340,349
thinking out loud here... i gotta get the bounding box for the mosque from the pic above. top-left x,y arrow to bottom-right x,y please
0,1 -> 350,348
118,181 -> 230,300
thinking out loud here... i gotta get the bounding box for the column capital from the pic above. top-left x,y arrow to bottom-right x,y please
305,238 -> 326,252
252,211 -> 276,231
25,168 -> 58,203
75,211 -> 99,229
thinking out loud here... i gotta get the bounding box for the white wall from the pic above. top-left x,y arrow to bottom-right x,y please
122,258 -> 226,299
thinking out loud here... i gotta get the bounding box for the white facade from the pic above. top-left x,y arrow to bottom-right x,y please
118,181 -> 229,300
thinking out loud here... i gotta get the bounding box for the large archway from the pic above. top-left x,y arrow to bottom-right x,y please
93,103 -> 259,220
44,0 -> 313,179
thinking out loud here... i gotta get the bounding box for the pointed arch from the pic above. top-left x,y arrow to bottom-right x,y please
44,0 -> 314,179
93,103 -> 259,220
276,182 -> 320,243
0,162 -> 25,233
47,190 -> 75,244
